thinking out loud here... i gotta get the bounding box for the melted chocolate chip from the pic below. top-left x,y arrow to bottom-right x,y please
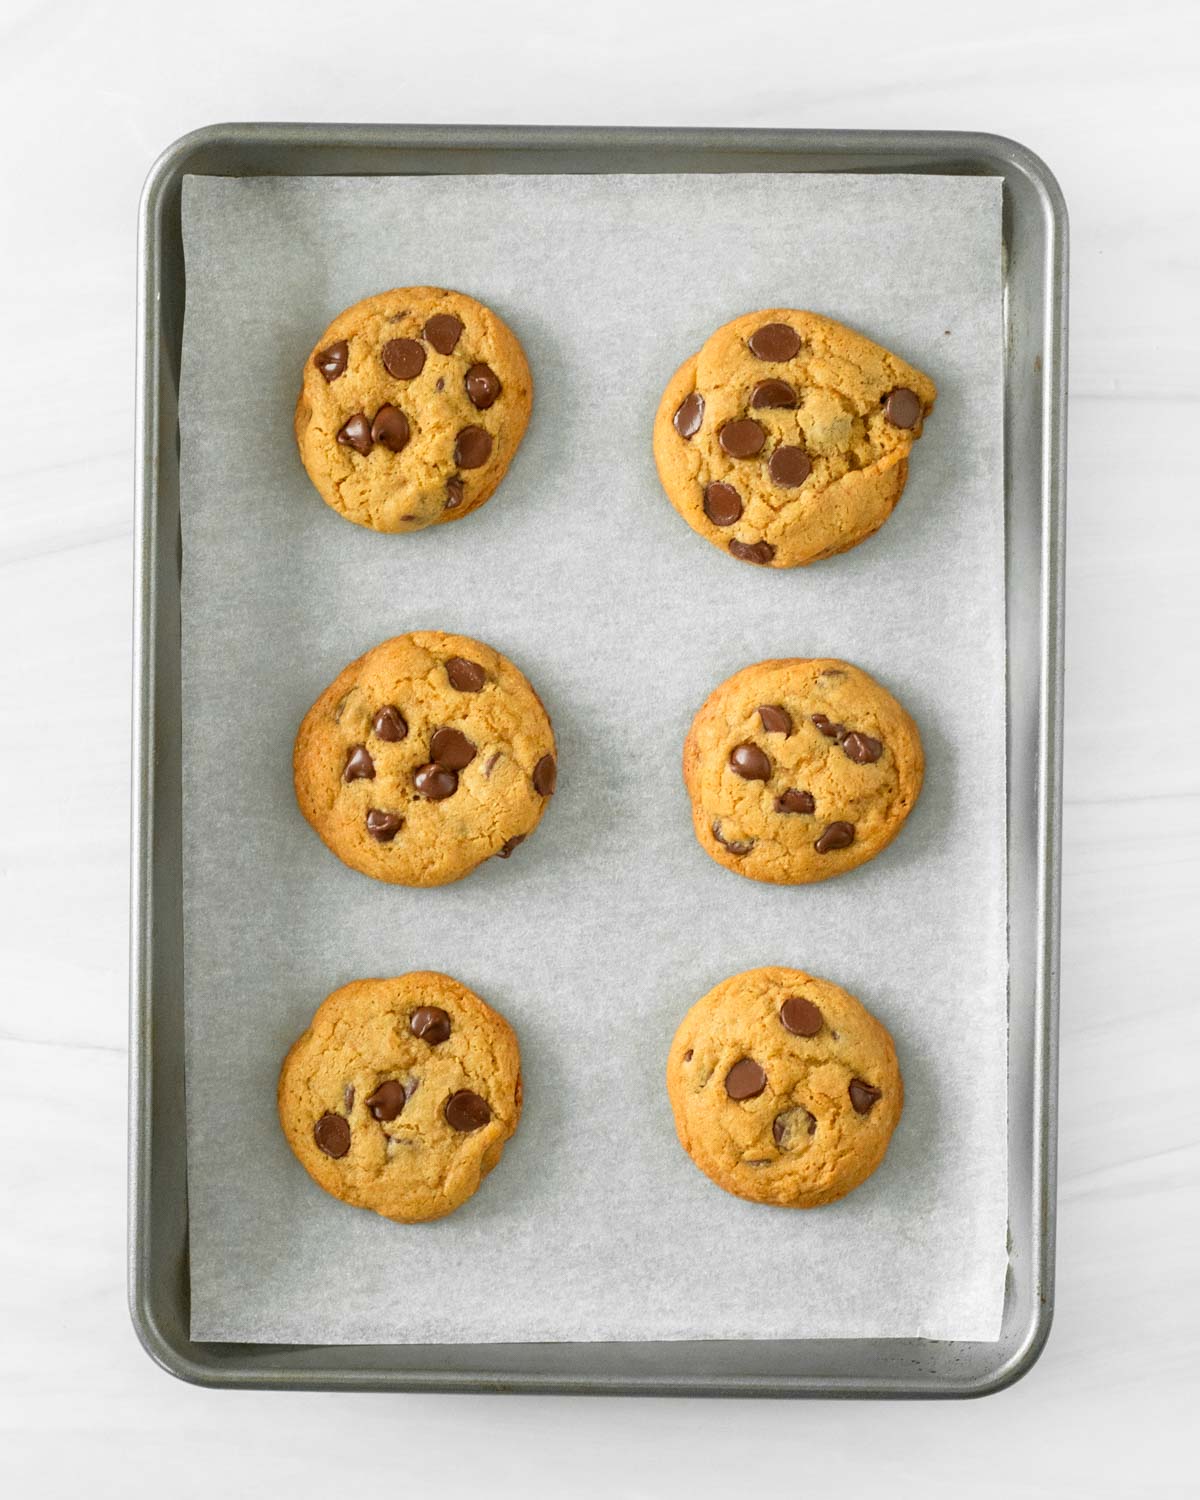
725,1058 -> 767,1100
455,426 -> 492,468
343,744 -> 375,782
767,446 -> 812,487
814,821 -> 855,853
444,1089 -> 491,1132
366,1080 -> 407,1122
749,378 -> 797,409
673,391 -> 704,438
811,713 -> 847,741
371,705 -> 408,741
445,477 -> 465,510
842,731 -> 883,764
430,727 -> 476,770
483,751 -> 501,776
712,819 -> 755,856
719,418 -> 766,459
365,809 -> 403,841
344,1084 -> 355,1111
465,363 -> 501,409
683,1049 -> 694,1062
748,323 -> 801,362
849,1078 -> 882,1114
336,414 -> 373,455
314,341 -> 348,381
775,788 -> 815,814
446,657 -> 485,691
370,404 -> 410,452
703,482 -> 743,527
533,754 -> 557,796
410,1006 -> 451,1044
728,538 -> 775,565
757,704 -> 792,735
381,338 -> 426,379
497,834 -> 525,858
424,313 -> 464,355
729,742 -> 771,781
414,763 -> 458,800
314,1113 -> 350,1158
883,388 -> 921,429
780,996 -> 823,1036
773,1107 -> 816,1147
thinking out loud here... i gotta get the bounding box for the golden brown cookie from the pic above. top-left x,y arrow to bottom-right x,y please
684,658 -> 923,884
278,972 -> 522,1223
295,286 -> 532,532
653,309 -> 935,567
294,631 -> 557,887
666,966 -> 903,1208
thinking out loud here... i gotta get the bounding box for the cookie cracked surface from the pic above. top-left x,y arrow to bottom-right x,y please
296,287 -> 532,533
683,658 -> 923,884
294,631 -> 557,887
653,309 -> 935,567
666,966 -> 902,1208
278,972 -> 522,1222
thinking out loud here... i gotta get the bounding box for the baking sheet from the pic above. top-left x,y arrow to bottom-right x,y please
179,171 -> 1007,1344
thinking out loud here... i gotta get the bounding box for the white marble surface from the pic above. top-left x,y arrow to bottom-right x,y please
0,1 -> 1196,1494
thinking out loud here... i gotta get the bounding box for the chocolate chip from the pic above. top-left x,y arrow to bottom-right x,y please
366,1080 -> 407,1122
775,789 -> 815,814
483,751 -> 502,776
344,1084 -> 355,1111
683,1049 -> 694,1062
424,313 -> 464,354
719,418 -> 766,459
410,1006 -> 452,1044
370,404 -> 410,452
533,754 -> 557,796
343,744 -> 375,782
381,338 -> 425,380
465,363 -> 502,409
729,742 -> 771,781
748,323 -> 801,361
436,377 -> 445,391
780,996 -> 823,1036
725,1058 -> 767,1100
314,341 -> 348,381
884,388 -> 922,429
444,1090 -> 491,1132
711,819 -> 755,856
365,809 -> 403,841
371,705 -> 408,741
497,834 -> 525,858
314,1113 -> 350,1158
749,378 -> 797,409
336,414 -> 373,455
811,713 -> 847,741
446,657 -> 485,691
703,482 -> 743,527
728,538 -> 775,565
414,763 -> 458,800
430,727 -> 477,770
673,391 -> 704,438
815,821 -> 855,853
849,1079 -> 882,1114
773,1107 -> 816,1148
445,478 -> 464,510
767,446 -> 812,487
842,731 -> 883,764
455,426 -> 492,468
757,704 -> 792,735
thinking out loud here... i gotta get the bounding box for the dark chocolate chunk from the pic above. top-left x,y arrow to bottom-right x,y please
414,763 -> 458,800
757,704 -> 792,735
444,1089 -> 491,1132
533,754 -> 557,796
371,705 -> 408,742
883,388 -> 921,429
336,414 -> 373,455
748,323 -> 801,361
779,996 -> 823,1036
424,313 -> 464,354
842,731 -> 883,764
496,834 -> 526,858
719,418 -> 766,459
343,744 -> 375,782
724,1058 -> 767,1100
365,809 -> 403,841
314,341 -> 348,381
703,482 -> 743,527
729,742 -> 771,781
749,378 -> 797,409
381,338 -> 425,379
446,657 -> 485,691
849,1078 -> 882,1114
673,391 -> 704,438
429,727 -> 476,770
775,788 -> 815,814
410,1006 -> 452,1044
728,538 -> 775,565
814,821 -> 855,853
767,445 -> 811,487
454,426 -> 492,468
464,363 -> 502,410
366,1080 -> 407,1122
314,1113 -> 351,1158
445,477 -> 465,509
712,819 -> 755,856
370,404 -> 410,452
811,713 -> 847,741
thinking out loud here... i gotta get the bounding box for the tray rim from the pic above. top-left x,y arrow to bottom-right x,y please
131,122 -> 1066,1398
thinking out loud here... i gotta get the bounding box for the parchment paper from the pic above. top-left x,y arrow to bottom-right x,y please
179,172 -> 1007,1344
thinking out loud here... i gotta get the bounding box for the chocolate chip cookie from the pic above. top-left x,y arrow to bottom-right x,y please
667,966 -> 903,1208
653,310 -> 936,567
684,658 -> 923,884
278,971 -> 522,1222
293,631 -> 557,886
295,287 -> 532,533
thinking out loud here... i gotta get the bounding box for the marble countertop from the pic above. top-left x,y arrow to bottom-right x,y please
1,1 -> 1195,1493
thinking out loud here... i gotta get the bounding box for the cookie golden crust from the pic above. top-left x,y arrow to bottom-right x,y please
295,286 -> 532,533
652,309 -> 935,568
666,967 -> 903,1209
293,631 -> 557,887
278,972 -> 522,1223
683,658 -> 923,885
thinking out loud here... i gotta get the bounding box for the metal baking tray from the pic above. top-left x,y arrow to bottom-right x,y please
131,124 -> 1066,1396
